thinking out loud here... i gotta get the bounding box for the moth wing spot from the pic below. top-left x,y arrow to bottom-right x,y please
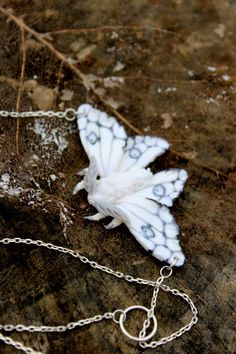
153,185 -> 165,197
141,224 -> 155,238
86,131 -> 100,145
128,147 -> 142,159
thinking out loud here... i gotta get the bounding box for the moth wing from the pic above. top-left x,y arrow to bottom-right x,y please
77,104 -> 170,176
117,135 -> 169,172
116,195 -> 185,266
84,156 -> 99,194
137,169 -> 188,207
77,104 -> 127,177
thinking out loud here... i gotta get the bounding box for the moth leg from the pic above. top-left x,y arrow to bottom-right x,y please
84,212 -> 106,221
72,180 -> 85,195
105,218 -> 122,230
76,167 -> 88,176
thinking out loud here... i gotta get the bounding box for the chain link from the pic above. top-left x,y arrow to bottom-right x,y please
0,108 -> 79,121
0,237 -> 198,353
138,259 -> 198,348
139,261 -> 176,340
139,287 -> 198,348
0,333 -> 42,354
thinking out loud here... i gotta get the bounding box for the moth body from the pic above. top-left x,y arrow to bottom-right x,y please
73,104 -> 188,267
89,169 -> 152,205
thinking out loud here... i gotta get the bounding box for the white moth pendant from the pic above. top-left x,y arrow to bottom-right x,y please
73,104 -> 188,266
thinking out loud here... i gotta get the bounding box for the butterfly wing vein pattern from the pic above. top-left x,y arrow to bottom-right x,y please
74,104 -> 188,266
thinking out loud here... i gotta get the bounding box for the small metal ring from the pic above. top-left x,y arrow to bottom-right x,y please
119,305 -> 157,342
160,266 -> 173,278
64,108 -> 76,121
113,309 -> 126,324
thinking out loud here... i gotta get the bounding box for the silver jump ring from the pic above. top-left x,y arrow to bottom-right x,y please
64,108 -> 77,121
113,309 -> 126,324
160,266 -> 173,278
119,305 -> 157,342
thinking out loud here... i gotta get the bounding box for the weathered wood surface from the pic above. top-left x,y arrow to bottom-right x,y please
0,1 -> 235,353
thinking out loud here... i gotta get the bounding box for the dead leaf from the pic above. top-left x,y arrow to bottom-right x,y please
31,85 -> 54,110
161,112 -> 173,129
103,77 -> 124,88
24,79 -> 38,91
182,151 -> 198,160
60,89 -> 74,101
214,24 -> 225,38
77,44 -> 97,61
70,39 -> 86,53
105,98 -> 121,109
113,61 -> 125,72
24,38 -> 43,51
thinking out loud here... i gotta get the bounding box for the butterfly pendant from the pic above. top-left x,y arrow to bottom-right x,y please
73,104 -> 188,266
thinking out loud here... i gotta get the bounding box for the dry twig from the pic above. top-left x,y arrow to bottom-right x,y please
53,60 -> 64,109
48,24 -> 173,35
16,24 -> 26,154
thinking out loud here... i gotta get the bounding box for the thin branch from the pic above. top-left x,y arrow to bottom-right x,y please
109,75 -> 205,84
53,60 -> 64,109
47,24 -> 174,36
16,25 -> 26,154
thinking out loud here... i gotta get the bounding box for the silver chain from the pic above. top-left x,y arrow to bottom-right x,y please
0,108 -> 78,121
0,107 -> 198,351
0,237 -> 198,354
139,265 -> 174,342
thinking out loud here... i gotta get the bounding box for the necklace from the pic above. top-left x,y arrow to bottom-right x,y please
0,108 -> 198,354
